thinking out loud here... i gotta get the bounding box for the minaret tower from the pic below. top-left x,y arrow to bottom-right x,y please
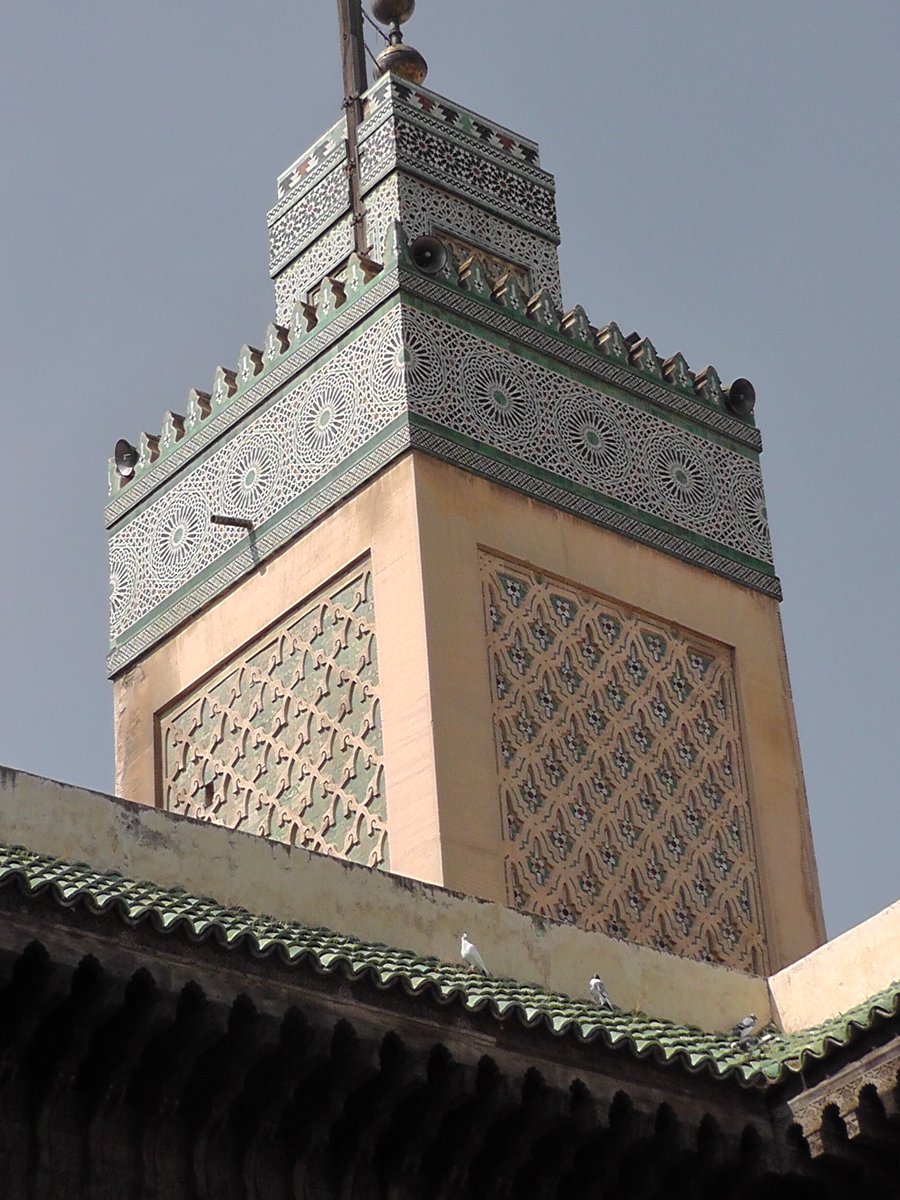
106,2 -> 824,975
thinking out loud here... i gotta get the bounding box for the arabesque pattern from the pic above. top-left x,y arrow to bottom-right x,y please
482,553 -> 767,972
159,564 -> 389,868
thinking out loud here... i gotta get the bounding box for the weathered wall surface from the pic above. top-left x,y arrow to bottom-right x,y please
410,454 -> 825,973
770,900 -> 900,1032
0,764 -> 768,1033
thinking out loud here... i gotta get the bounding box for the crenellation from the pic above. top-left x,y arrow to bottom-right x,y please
560,305 -> 595,345
525,287 -> 560,330
185,388 -> 211,431
596,321 -> 629,362
160,412 -> 185,450
457,254 -> 491,298
318,275 -> 347,320
492,270 -> 528,317
137,432 -> 160,469
694,366 -> 725,407
236,345 -> 264,386
211,366 -> 237,408
663,353 -> 694,391
290,297 -> 319,341
628,336 -> 663,379
383,217 -> 409,266
345,250 -> 382,295
264,323 -> 290,362
109,218 -> 754,504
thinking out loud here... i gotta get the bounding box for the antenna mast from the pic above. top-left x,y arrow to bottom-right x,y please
337,0 -> 369,258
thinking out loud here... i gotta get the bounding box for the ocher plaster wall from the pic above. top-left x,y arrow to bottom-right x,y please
0,764 -> 768,1034
408,453 -> 825,971
770,900 -> 900,1032
113,450 -> 824,975
113,455 -> 445,887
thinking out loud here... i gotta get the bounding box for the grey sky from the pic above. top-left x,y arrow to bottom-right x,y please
1,1 -> 897,940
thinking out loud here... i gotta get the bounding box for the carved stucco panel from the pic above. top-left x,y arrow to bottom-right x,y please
159,562 -> 389,869
481,551 -> 768,972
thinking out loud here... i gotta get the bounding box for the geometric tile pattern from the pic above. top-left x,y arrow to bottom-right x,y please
108,304 -> 406,644
108,276 -> 775,670
391,174 -> 561,299
159,562 -> 388,868
482,552 -> 768,973
406,307 -> 772,566
268,71 -> 561,318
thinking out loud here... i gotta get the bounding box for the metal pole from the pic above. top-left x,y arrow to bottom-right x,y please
337,0 -> 369,258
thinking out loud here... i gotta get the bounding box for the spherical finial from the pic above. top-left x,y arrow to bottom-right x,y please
371,0 -> 415,25
375,41 -> 428,84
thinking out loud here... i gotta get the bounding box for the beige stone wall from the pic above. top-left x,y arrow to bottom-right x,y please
113,455 -> 445,887
113,450 -> 824,974
770,899 -> 900,1032
0,764 -> 769,1033
409,453 -> 825,971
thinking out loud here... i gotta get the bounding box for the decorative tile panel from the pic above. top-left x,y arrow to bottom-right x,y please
391,175 -> 560,303
273,215 -> 355,326
403,306 -> 772,565
108,304 -> 407,647
271,171 -> 561,324
363,75 -> 542,168
268,161 -> 350,276
159,562 -> 389,868
390,118 -> 558,238
481,552 -> 768,972
269,71 -> 561,307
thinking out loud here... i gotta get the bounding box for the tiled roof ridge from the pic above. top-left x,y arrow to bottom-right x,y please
0,842 -> 896,1089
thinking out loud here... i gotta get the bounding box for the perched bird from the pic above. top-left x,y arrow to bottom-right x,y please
730,1014 -> 757,1044
588,973 -> 612,1009
460,933 -> 489,975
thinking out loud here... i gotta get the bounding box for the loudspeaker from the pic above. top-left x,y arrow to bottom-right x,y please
114,438 -> 139,479
409,235 -> 448,276
726,377 -> 756,416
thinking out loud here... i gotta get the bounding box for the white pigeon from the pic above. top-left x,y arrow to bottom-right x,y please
588,973 -> 612,1009
460,933 -> 489,975
730,1014 -> 757,1044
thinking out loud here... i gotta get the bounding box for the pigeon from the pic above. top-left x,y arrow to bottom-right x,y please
460,933 -> 489,975
588,973 -> 612,1009
730,1014 -> 757,1044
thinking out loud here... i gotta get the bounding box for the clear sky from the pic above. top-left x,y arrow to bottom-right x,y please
1,1 -> 897,940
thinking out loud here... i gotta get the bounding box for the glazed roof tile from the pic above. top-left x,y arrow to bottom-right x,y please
1,844 -> 897,1088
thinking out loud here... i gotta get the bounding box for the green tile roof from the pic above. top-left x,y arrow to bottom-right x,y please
0,843 -> 896,1088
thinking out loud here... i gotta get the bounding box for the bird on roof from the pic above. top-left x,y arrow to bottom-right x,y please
730,1014 -> 757,1044
460,933 -> 489,975
588,973 -> 612,1008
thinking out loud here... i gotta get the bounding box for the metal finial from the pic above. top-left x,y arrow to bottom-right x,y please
371,0 -> 415,22
371,0 -> 427,84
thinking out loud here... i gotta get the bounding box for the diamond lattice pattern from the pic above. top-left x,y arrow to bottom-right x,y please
159,564 -> 388,868
482,552 -> 767,972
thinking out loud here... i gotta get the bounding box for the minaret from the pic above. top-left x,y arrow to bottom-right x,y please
106,2 -> 824,974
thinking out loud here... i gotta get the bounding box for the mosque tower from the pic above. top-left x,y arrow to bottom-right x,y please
106,1 -> 824,975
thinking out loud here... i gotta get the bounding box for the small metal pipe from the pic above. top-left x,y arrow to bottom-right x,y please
211,514 -> 254,531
